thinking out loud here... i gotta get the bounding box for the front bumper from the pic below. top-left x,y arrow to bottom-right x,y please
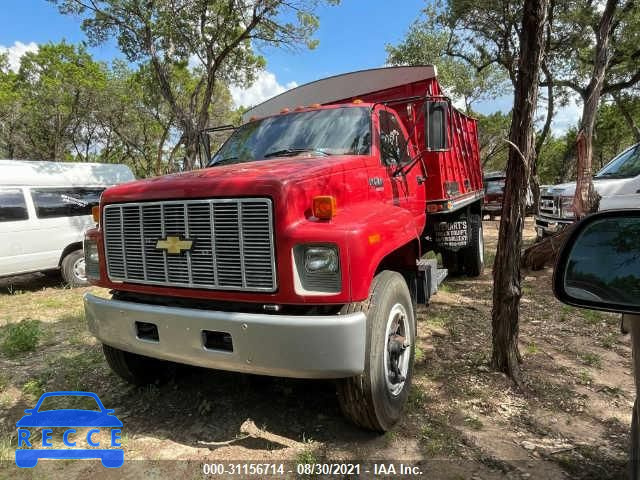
84,294 -> 366,379
534,215 -> 574,236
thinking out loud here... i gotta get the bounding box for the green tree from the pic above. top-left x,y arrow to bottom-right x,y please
476,111 -> 511,171
51,0 -> 337,170
386,8 -> 507,112
6,42 -> 108,161
0,53 -> 25,157
543,0 -> 640,213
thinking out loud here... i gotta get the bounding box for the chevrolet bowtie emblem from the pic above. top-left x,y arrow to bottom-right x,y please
155,236 -> 193,254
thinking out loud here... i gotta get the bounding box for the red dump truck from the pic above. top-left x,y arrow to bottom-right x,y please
83,66 -> 484,431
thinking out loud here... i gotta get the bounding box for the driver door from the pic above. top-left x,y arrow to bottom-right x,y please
368,106 -> 425,220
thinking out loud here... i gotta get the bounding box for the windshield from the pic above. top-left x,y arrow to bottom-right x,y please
208,107 -> 371,167
595,144 -> 640,179
485,179 -> 505,194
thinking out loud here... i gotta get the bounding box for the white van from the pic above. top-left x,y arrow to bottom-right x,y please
0,160 -> 135,286
535,142 -> 640,238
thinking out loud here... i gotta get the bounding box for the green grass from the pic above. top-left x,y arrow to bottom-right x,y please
0,434 -> 15,462
407,386 -> 427,410
485,252 -> 496,268
579,352 -> 602,368
36,297 -> 68,309
414,345 -> 425,363
525,342 -> 539,355
560,305 -> 575,322
582,309 -> 603,325
1,319 -> 41,356
384,430 -> 398,445
22,378 -> 45,399
419,420 -> 459,456
463,415 -> 484,430
577,369 -> 593,385
601,333 -> 618,349
296,448 -> 318,465
439,283 -> 454,293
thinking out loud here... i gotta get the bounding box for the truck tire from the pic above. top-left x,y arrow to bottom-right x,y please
61,249 -> 89,287
103,344 -> 173,386
463,214 -> 484,277
336,270 -> 416,432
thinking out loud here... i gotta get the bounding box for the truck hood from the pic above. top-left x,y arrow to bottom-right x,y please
543,177 -> 633,197
102,155 -> 366,204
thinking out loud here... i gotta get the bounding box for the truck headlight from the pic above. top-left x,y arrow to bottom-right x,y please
560,196 -> 576,219
83,237 -> 100,281
292,244 -> 341,294
304,246 -> 339,273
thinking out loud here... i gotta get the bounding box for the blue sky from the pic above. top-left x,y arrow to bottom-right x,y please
0,0 -> 579,133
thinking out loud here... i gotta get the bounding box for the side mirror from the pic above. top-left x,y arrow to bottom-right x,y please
553,209 -> 640,314
425,100 -> 449,151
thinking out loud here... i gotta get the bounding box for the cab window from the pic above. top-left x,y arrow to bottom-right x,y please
0,189 -> 28,222
30,188 -> 104,219
379,110 -> 410,165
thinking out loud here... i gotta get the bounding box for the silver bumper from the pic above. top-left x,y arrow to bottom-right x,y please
84,294 -> 366,379
534,215 -> 574,235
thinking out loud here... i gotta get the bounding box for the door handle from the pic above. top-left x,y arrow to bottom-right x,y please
417,176 -> 426,185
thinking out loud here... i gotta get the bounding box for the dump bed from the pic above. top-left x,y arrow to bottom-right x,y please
242,66 -> 483,208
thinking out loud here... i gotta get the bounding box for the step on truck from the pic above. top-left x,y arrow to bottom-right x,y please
83,66 -> 484,431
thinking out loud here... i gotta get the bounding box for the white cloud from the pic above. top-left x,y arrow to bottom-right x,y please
550,96 -> 582,135
230,70 -> 297,109
0,41 -> 38,72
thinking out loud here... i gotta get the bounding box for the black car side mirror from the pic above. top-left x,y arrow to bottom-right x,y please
553,209 -> 640,314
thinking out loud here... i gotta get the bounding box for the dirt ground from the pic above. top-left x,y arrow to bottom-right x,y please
0,219 -> 634,479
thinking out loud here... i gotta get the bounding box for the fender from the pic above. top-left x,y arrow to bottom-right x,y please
334,203 -> 421,302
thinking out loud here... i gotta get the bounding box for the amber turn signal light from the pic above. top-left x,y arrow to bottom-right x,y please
312,196 -> 337,220
92,205 -> 100,223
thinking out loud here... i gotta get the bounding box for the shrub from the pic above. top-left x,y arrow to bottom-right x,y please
2,320 -> 41,356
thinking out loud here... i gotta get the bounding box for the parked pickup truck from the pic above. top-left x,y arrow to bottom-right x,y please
536,142 -> 640,238
83,66 -> 485,431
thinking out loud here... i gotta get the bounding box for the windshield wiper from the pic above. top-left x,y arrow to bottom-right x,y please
263,147 -> 330,158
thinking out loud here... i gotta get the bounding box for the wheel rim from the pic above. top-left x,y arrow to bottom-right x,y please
383,303 -> 411,396
73,257 -> 87,282
479,225 -> 484,265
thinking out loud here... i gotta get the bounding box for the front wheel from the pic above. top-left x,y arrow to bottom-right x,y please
336,270 -> 416,432
61,249 -> 89,287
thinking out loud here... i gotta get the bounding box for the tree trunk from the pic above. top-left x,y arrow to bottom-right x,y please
573,0 -> 617,216
521,223 -> 576,270
491,0 -> 548,385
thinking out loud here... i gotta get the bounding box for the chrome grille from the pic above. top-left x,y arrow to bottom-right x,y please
103,199 -> 276,292
539,195 -> 559,217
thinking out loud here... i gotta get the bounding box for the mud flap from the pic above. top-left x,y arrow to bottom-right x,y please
433,219 -> 470,252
